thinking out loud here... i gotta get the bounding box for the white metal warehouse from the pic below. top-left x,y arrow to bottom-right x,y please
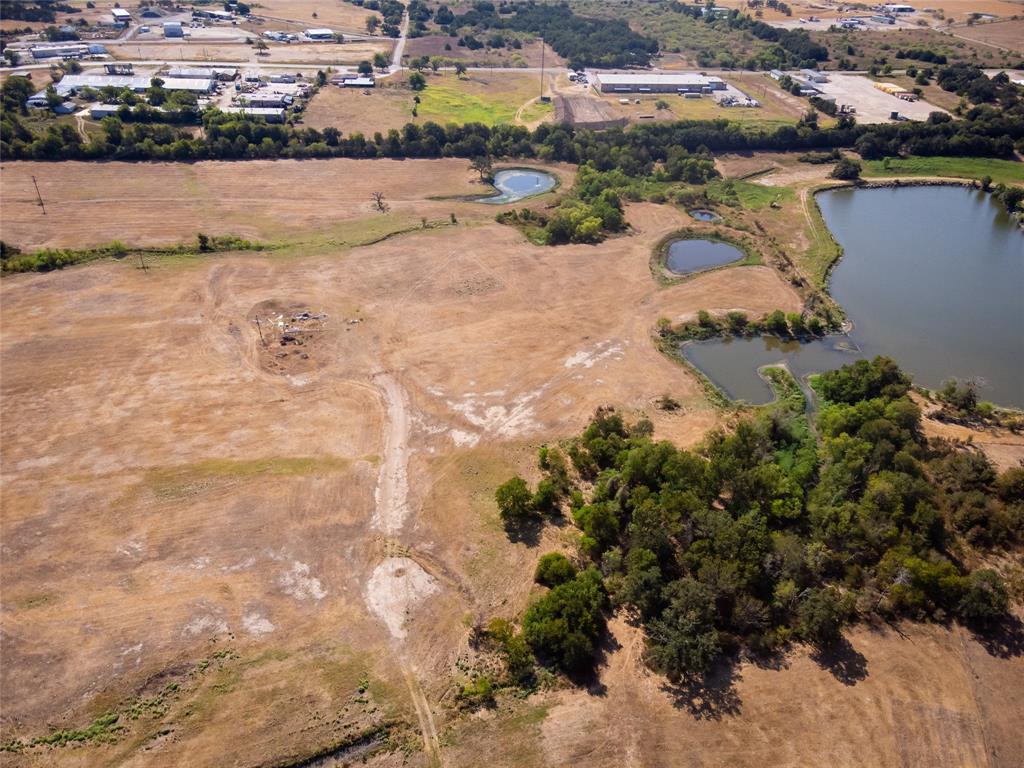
591,73 -> 727,94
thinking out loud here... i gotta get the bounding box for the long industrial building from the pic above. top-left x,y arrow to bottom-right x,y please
28,42 -> 108,60
591,73 -> 726,94
221,106 -> 287,122
27,72 -> 214,107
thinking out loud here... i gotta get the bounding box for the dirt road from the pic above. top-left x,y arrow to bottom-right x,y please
371,373 -> 412,535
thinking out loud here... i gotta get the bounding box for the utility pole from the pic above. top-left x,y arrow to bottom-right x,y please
138,252 -> 148,272
539,36 -> 545,100
31,176 -> 46,215
255,316 -> 266,346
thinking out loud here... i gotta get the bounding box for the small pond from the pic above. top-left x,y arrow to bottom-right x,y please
666,238 -> 745,275
688,209 -> 721,222
477,168 -> 556,204
683,185 -> 1024,407
684,335 -> 863,405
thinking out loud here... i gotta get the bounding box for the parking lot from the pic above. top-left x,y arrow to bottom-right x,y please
813,73 -> 947,123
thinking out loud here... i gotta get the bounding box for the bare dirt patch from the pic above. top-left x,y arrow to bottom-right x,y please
247,299 -> 335,376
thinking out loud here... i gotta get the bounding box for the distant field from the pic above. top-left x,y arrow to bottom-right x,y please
813,26 -> 1020,71
405,35 -> 558,68
251,0 -> 378,32
951,18 -> 1024,53
305,72 -> 552,133
416,72 -> 546,126
863,156 -> 1024,185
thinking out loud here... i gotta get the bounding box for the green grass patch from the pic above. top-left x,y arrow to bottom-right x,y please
517,99 -> 554,124
706,179 -> 793,209
863,156 -> 1024,186
802,186 -> 846,292
417,85 -> 521,126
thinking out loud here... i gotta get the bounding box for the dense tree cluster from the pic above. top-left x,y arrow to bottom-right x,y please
937,64 -> 1021,107
1,1 -> 78,22
895,49 -> 948,65
438,1 -> 659,69
495,359 -> 1018,679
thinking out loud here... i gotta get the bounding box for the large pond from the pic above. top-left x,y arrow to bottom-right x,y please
667,238 -> 744,275
684,185 -> 1024,407
477,168 -> 556,204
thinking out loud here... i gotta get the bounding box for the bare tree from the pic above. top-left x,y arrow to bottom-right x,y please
371,191 -> 390,213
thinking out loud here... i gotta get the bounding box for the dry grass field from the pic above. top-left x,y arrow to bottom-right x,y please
0,158 -> 805,767
405,36 -> 560,68
952,18 -> 1024,52
252,0 -> 380,32
2,156 -> 1022,768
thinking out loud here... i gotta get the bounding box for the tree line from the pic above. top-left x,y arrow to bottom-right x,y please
489,358 -> 1019,684
4,92 -> 1023,167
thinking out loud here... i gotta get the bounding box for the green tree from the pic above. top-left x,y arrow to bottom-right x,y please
831,157 -> 862,180
647,578 -> 721,680
957,569 -> 1008,626
408,72 -> 427,91
797,588 -> 845,647
495,476 -> 535,525
454,61 -> 467,78
372,51 -> 390,71
535,552 -> 578,588
523,568 -> 605,672
765,309 -> 789,336
358,60 -> 373,76
469,155 -> 493,180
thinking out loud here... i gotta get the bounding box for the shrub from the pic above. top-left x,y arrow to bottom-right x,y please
535,552 -> 578,588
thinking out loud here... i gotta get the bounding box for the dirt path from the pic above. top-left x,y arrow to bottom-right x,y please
371,373 -> 411,534
366,372 -> 446,764
403,662 -> 444,767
